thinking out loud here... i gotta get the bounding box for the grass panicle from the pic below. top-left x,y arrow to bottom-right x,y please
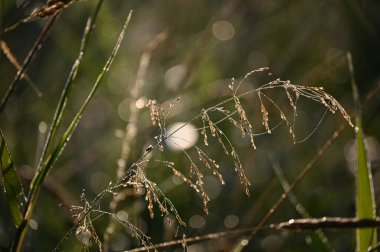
46,66 -> 357,250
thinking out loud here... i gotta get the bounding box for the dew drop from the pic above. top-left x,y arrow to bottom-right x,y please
355,126 -> 359,133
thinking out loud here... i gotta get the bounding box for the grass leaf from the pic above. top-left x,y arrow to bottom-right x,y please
31,10 -> 133,190
347,52 -> 377,251
355,116 -> 377,251
0,130 -> 26,227
35,0 -> 105,180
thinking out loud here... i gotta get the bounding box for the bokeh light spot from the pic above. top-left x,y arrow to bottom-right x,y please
189,215 -> 205,229
164,65 -> 187,90
38,121 -> 47,134
118,98 -> 131,121
212,20 -> 235,41
29,219 -> 38,230
166,122 -> 198,151
116,210 -> 129,221
136,96 -> 148,109
224,214 -> 239,228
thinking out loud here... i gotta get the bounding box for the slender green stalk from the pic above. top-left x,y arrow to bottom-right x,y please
35,0 -> 104,177
10,1 -> 106,251
51,12 -> 133,251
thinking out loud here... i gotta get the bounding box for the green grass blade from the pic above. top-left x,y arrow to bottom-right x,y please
0,130 -> 26,227
35,0 -> 105,177
31,11 -> 133,190
347,52 -> 377,251
10,3 -> 110,251
355,116 -> 377,251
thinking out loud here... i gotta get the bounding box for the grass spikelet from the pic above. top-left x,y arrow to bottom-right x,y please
233,95 -> 256,149
289,85 -> 353,127
145,189 -> 155,219
134,166 -> 186,226
201,109 -> 216,137
257,92 -> 271,134
283,81 -> 298,115
230,149 -> 251,196
210,107 -> 237,154
189,163 -> 210,214
146,99 -> 166,151
24,0 -> 79,22
166,97 -> 181,116
216,128 -> 229,155
196,147 -> 225,185
71,193 -> 103,251
146,99 -> 160,126
200,114 -> 209,146
160,161 -> 200,192
258,91 -> 296,143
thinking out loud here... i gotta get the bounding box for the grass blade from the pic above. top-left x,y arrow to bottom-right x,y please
347,52 -> 377,251
32,10 -> 132,189
50,12 -> 133,251
10,4 -> 130,252
0,130 -> 26,227
35,0 -> 104,178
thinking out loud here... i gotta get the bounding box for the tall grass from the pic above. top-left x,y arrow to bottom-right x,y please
1,1 -> 379,251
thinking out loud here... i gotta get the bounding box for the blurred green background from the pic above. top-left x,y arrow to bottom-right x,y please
1,0 -> 380,251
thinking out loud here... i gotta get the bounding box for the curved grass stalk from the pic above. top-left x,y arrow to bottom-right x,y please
54,69 -> 356,250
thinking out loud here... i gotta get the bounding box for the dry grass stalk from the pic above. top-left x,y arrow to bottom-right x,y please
24,0 -> 79,22
257,92 -> 271,134
74,68 -> 355,250
234,95 -> 257,149
130,165 -> 186,226
0,40 -> 41,97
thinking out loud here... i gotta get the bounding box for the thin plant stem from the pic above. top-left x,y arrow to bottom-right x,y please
244,79 -> 380,245
271,160 -> 335,251
49,12 -> 133,251
128,217 -> 380,252
249,123 -> 345,237
10,2 -> 107,251
35,0 -> 104,179
103,30 -> 168,251
0,13 -> 59,113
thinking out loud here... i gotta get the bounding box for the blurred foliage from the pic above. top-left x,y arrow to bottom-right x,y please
1,0 -> 380,251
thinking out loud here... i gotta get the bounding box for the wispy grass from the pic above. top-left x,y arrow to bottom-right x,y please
52,66 -> 354,250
